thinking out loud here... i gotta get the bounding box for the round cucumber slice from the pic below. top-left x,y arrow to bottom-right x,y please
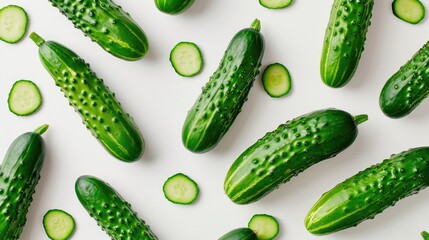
163,173 -> 199,204
0,5 -> 28,43
8,80 -> 42,116
392,0 -> 426,24
43,209 -> 75,240
262,63 -> 292,98
259,0 -> 293,9
170,42 -> 204,77
248,214 -> 280,240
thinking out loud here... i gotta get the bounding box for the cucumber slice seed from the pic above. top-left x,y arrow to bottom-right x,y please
0,5 -> 28,43
43,209 -> 75,240
170,42 -> 204,77
392,0 -> 426,24
163,173 -> 199,204
248,214 -> 280,240
262,63 -> 292,98
259,0 -> 293,9
8,80 -> 42,116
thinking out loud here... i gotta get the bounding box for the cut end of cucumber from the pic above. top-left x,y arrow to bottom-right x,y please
29,32 -> 45,46
43,209 -> 75,240
262,63 -> 292,98
251,19 -> 261,31
392,0 -> 426,24
8,80 -> 42,116
248,214 -> 280,240
0,5 -> 28,44
170,42 -> 204,77
163,173 -> 199,205
259,0 -> 293,9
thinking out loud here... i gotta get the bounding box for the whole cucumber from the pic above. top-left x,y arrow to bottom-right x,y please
30,32 -> 144,162
219,228 -> 257,240
0,124 -> 48,239
321,0 -> 374,88
49,0 -> 149,61
224,109 -> 367,204
380,41 -> 429,118
182,19 -> 265,153
305,147 -> 429,235
155,0 -> 195,15
75,175 -> 158,239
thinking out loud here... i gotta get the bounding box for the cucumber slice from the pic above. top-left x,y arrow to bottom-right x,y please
259,0 -> 293,9
0,5 -> 28,43
170,42 -> 203,77
392,0 -> 426,24
248,214 -> 279,240
422,231 -> 429,240
261,63 -> 292,98
43,209 -> 75,240
8,80 -> 42,116
163,173 -> 199,204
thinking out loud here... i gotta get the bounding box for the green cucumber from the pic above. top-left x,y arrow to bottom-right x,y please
163,173 -> 199,205
261,63 -> 292,98
219,228 -> 257,240
48,0 -> 149,61
43,209 -> 75,240
305,147 -> 429,235
224,108 -> 367,204
259,0 -> 293,9
320,0 -> 374,88
0,124 -> 48,239
182,19 -> 265,153
379,41 -> 429,118
155,0 -> 196,15
0,5 -> 28,44
170,42 -> 204,77
75,175 -> 158,239
8,80 -> 42,116
248,214 -> 279,240
393,0 -> 426,24
422,231 -> 429,240
30,32 -> 144,162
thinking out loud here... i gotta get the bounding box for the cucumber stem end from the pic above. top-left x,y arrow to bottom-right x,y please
353,114 -> 368,125
29,32 -> 45,47
34,124 -> 49,135
251,19 -> 261,31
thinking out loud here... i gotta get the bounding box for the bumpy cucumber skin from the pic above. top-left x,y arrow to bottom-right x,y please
155,0 -> 195,14
321,0 -> 374,88
380,41 -> 429,118
182,20 -> 265,153
33,34 -> 144,162
219,228 -> 257,240
305,147 -> 429,235
224,109 -> 366,204
0,129 -> 46,239
75,175 -> 158,240
49,0 -> 149,61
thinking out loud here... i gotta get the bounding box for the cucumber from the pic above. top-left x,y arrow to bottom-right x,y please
224,108 -> 368,204
48,0 -> 149,61
259,0 -> 293,9
170,42 -> 204,77
8,80 -> 42,116
163,173 -> 199,205
30,32 -> 144,162
155,0 -> 196,15
380,41 -> 429,118
305,147 -> 429,235
43,209 -> 75,240
75,175 -> 158,239
0,5 -> 28,44
393,0 -> 426,24
320,0 -> 374,88
248,214 -> 279,240
182,19 -> 265,153
0,124 -> 48,239
219,228 -> 257,240
422,231 -> 429,240
261,63 -> 292,98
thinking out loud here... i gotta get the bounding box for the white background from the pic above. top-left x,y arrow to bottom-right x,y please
1,0 -> 429,239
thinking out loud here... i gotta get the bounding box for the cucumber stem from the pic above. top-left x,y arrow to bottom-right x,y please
421,231 -> 429,240
34,124 -> 49,135
29,32 -> 45,46
251,19 -> 261,32
353,114 -> 368,125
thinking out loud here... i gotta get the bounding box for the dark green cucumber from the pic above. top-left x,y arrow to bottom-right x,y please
49,0 -> 149,61
224,108 -> 367,204
30,32 -> 144,162
182,19 -> 265,153
422,231 -> 429,240
320,0 -> 374,88
379,41 -> 429,118
0,124 -> 48,239
305,147 -> 429,235
75,175 -> 158,239
219,228 -> 257,240
155,0 -> 195,15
